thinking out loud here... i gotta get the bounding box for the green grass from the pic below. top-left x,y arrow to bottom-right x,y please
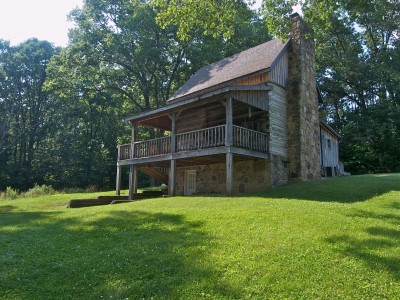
1,174 -> 399,299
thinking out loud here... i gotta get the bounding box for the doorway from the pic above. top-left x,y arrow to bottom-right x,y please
184,170 -> 196,195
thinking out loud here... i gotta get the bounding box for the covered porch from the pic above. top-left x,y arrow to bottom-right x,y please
116,86 -> 272,197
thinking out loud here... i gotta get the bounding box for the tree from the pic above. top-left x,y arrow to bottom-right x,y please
154,0 -> 255,41
0,39 -> 58,190
261,0 -> 400,173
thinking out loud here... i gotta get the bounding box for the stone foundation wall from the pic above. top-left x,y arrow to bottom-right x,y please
175,158 -> 272,195
271,154 -> 289,186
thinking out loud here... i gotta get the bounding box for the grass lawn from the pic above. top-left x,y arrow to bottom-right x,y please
1,174 -> 399,299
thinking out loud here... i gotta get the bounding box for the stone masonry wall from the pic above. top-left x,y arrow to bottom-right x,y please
175,159 -> 272,195
286,13 -> 321,182
271,154 -> 289,186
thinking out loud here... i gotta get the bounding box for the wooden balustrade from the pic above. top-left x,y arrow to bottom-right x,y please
134,136 -> 171,158
118,125 -> 269,161
176,125 -> 226,151
233,125 -> 269,153
119,143 -> 132,160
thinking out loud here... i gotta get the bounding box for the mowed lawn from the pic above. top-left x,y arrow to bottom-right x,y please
1,174 -> 399,299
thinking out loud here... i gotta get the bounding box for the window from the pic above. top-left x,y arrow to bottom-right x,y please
283,160 -> 288,169
327,139 -> 331,149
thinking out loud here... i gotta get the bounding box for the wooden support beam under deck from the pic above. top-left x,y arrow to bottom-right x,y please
116,165 -> 122,196
169,113 -> 177,153
128,164 -> 138,200
226,151 -> 233,195
169,159 -> 176,196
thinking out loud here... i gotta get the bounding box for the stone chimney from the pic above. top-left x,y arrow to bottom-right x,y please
286,13 -> 321,181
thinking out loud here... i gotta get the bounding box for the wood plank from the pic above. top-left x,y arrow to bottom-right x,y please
226,151 -> 233,195
169,159 -> 176,196
170,113 -> 177,153
128,164 -> 138,200
116,165 -> 121,196
226,97 -> 233,146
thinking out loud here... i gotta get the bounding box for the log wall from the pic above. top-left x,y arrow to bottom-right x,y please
269,84 -> 288,158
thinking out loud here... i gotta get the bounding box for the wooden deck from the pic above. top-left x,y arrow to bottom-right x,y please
117,125 -> 269,162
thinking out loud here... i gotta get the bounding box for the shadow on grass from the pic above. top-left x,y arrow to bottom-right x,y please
325,202 -> 400,280
0,209 -> 240,299
0,205 -> 17,213
250,174 -> 400,203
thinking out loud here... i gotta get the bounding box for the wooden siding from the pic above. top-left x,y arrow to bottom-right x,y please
233,73 -> 268,86
270,50 -> 288,87
320,126 -> 339,167
175,102 -> 224,134
230,90 -> 269,111
269,84 -> 288,158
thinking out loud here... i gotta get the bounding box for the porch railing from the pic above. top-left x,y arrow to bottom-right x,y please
118,125 -> 269,160
233,125 -> 269,153
134,136 -> 171,159
119,143 -> 132,160
176,125 -> 225,151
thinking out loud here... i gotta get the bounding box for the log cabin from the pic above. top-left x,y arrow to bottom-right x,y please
116,13 -> 341,198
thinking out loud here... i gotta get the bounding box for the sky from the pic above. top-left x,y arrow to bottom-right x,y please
0,0 -> 300,48
0,0 -> 83,47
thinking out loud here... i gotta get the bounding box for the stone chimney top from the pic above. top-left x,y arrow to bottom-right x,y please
290,12 -> 300,18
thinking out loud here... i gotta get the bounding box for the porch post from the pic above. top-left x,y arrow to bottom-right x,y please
225,97 -> 233,146
169,159 -> 176,196
131,123 -> 137,159
226,96 -> 234,195
116,164 -> 122,196
170,113 -> 177,153
131,124 -> 137,142
168,113 -> 177,195
226,151 -> 233,195
128,164 -> 138,200
116,143 -> 122,195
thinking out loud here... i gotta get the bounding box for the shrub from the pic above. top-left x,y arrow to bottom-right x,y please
61,187 -> 86,194
24,184 -> 55,198
0,186 -> 19,200
85,185 -> 99,193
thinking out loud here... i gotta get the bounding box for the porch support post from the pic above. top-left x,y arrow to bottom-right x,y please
226,96 -> 234,195
168,113 -> 177,195
116,164 -> 122,196
128,164 -> 138,200
225,96 -> 233,146
170,113 -> 177,153
131,123 -> 137,159
131,123 -> 137,142
226,150 -> 233,195
169,159 -> 176,196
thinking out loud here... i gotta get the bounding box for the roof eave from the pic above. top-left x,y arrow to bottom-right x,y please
167,67 -> 272,104
123,85 -> 273,123
320,119 -> 341,140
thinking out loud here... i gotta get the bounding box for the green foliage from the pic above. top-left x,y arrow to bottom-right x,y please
24,184 -> 55,198
1,175 -> 400,298
261,0 -> 400,173
0,186 -> 19,200
340,102 -> 400,174
261,0 -> 297,39
0,39 -> 59,191
154,0 -> 254,41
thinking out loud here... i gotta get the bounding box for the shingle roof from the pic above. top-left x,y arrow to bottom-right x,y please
168,38 -> 289,102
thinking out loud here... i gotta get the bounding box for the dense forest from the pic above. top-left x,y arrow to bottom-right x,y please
0,0 -> 399,191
